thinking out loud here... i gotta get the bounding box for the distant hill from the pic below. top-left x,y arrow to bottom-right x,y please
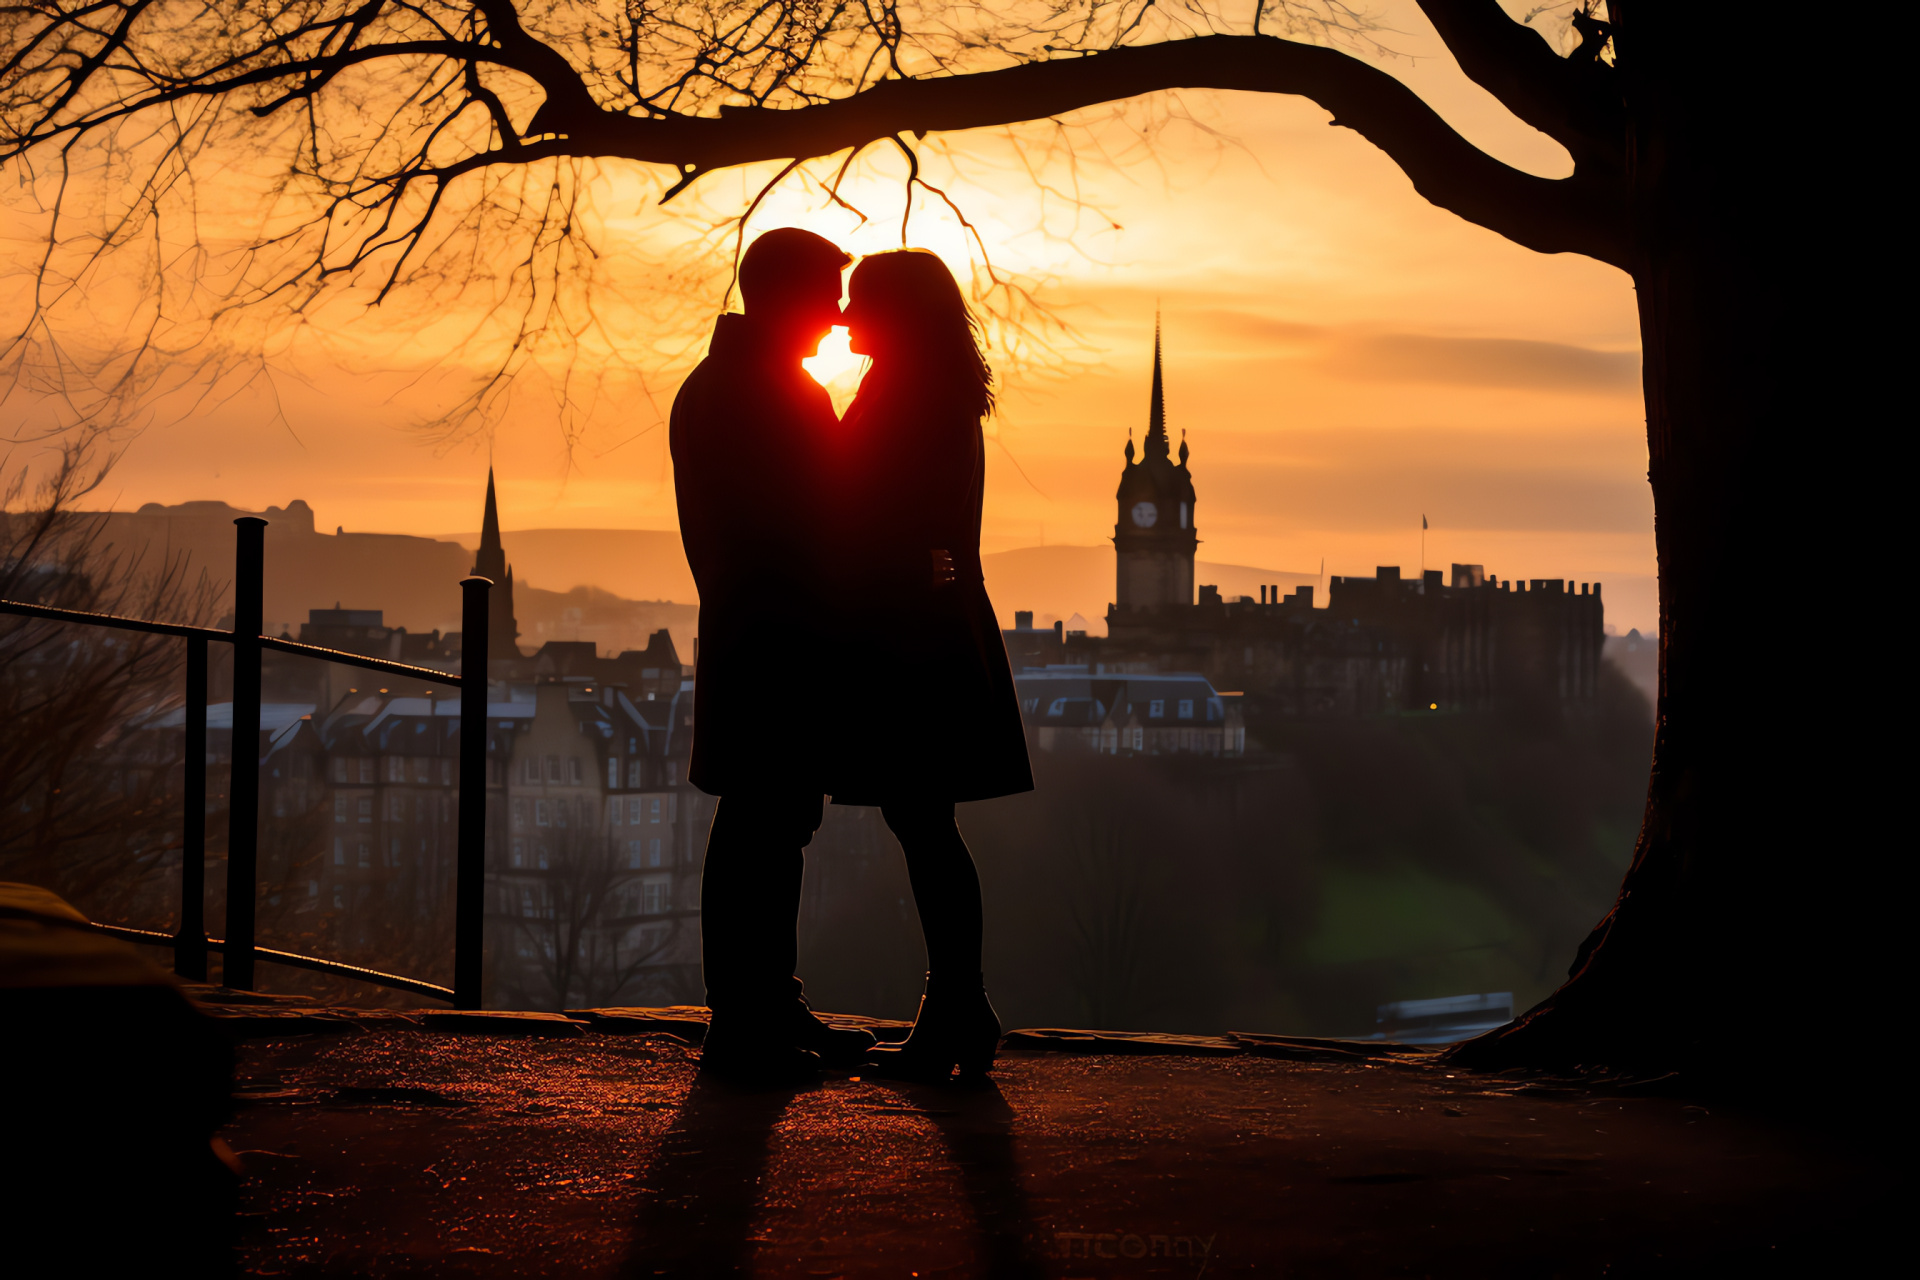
78,499 -> 472,634
445,528 -> 696,604
79,502 -> 1319,649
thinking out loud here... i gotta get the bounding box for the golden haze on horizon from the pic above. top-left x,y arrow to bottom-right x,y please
50,1 -> 1654,630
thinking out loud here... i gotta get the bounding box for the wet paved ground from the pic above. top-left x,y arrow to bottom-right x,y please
219,1022 -> 1889,1278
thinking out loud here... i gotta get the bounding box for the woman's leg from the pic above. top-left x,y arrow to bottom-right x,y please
880,799 -> 983,978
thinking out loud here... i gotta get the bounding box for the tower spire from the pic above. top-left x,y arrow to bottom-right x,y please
1145,310 -> 1169,458
480,467 -> 502,555
471,468 -> 519,660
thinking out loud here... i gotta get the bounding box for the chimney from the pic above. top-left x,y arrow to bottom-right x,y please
1054,620 -> 1065,642
1259,586 -> 1268,604
1377,566 -> 1400,581
1296,585 -> 1314,608
1015,610 -> 1033,630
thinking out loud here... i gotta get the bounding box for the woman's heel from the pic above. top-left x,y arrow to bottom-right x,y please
867,974 -> 1001,1082
954,990 -> 1001,1079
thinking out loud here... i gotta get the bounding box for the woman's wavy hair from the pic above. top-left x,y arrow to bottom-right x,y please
845,249 -> 994,418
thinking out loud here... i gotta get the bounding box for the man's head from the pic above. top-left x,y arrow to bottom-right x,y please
739,228 -> 851,353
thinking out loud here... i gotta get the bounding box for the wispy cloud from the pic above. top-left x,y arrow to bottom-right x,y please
1175,310 -> 1640,393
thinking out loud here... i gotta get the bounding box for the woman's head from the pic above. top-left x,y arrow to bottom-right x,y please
842,250 -> 993,416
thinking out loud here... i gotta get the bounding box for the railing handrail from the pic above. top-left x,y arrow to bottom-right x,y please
0,597 -> 230,641
0,599 -> 465,689
0,516 -> 490,1007
257,634 -> 462,686
0,910 -> 456,1002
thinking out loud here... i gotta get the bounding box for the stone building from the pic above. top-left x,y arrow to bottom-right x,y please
1057,326 -> 1607,716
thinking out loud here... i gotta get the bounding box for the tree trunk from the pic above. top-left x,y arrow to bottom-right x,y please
1452,4 -> 1841,1080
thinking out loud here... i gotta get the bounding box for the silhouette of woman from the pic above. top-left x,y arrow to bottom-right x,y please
828,249 -> 1033,1080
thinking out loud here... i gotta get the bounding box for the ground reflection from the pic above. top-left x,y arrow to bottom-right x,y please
626,1073 -> 1041,1278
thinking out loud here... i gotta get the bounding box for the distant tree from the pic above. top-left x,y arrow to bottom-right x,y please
0,438 -> 218,922
500,818 -> 681,1008
1,0 -> 1838,1074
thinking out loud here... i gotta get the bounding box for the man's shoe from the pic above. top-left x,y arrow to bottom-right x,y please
790,1011 -> 877,1069
701,1019 -> 823,1086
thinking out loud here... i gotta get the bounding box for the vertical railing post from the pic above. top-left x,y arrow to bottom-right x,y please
454,575 -> 492,1009
225,516 -> 267,990
174,634 -> 209,981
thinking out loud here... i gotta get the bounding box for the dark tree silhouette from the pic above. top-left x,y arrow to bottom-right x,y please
2,1 -> 1828,1075
0,439 -> 219,922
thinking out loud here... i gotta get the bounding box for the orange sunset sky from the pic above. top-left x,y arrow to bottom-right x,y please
76,2 -> 1656,632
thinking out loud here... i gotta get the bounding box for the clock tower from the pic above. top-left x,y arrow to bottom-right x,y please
1113,321 -> 1198,611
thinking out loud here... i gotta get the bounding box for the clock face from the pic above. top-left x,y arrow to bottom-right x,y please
1130,501 -> 1159,529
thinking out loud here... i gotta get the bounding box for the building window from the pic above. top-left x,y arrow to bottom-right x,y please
627,839 -> 643,869
512,799 -> 527,832
524,757 -> 540,784
627,797 -> 642,825
667,762 -> 677,786
568,757 -> 583,785
510,838 -> 525,868
414,757 -> 431,783
334,886 -> 347,909
534,800 -> 550,827
649,797 -> 662,824
1149,700 -> 1165,719
1178,699 -> 1194,720
1047,697 -> 1067,717
608,757 -> 620,789
331,757 -> 348,784
536,844 -> 549,870
357,839 -> 371,868
389,836 -> 402,865
334,796 -> 348,824
628,759 -> 642,788
357,797 -> 373,823
358,758 -> 376,784
641,875 -> 671,915
388,793 -> 405,821
555,800 -> 569,829
1179,502 -> 1190,528
1207,697 -> 1223,721
545,755 -> 561,783
386,756 -> 405,783
333,836 -> 345,865
440,758 -> 453,785
648,837 -> 664,868
610,797 -> 622,827
1132,727 -> 1145,751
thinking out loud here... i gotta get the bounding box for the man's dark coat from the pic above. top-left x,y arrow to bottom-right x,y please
671,313 -> 837,796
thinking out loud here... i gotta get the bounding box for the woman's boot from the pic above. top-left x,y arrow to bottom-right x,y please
866,973 -> 1001,1082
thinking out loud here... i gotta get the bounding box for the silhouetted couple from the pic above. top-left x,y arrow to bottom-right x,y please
670,228 -> 1032,1084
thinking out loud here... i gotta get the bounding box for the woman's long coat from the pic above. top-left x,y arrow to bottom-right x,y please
824,366 -> 1033,805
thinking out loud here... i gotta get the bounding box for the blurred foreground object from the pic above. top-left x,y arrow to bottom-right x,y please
0,883 -> 234,1274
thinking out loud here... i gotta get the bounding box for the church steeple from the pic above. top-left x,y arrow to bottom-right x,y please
471,468 -> 519,660
474,468 -> 508,581
1144,313 -> 1170,461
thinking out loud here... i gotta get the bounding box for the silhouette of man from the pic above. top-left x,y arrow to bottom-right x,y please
670,228 -> 873,1079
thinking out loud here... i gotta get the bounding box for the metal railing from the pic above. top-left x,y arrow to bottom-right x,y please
0,517 -> 492,1007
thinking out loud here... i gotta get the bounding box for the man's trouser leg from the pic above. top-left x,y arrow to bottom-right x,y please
700,791 -> 822,1026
